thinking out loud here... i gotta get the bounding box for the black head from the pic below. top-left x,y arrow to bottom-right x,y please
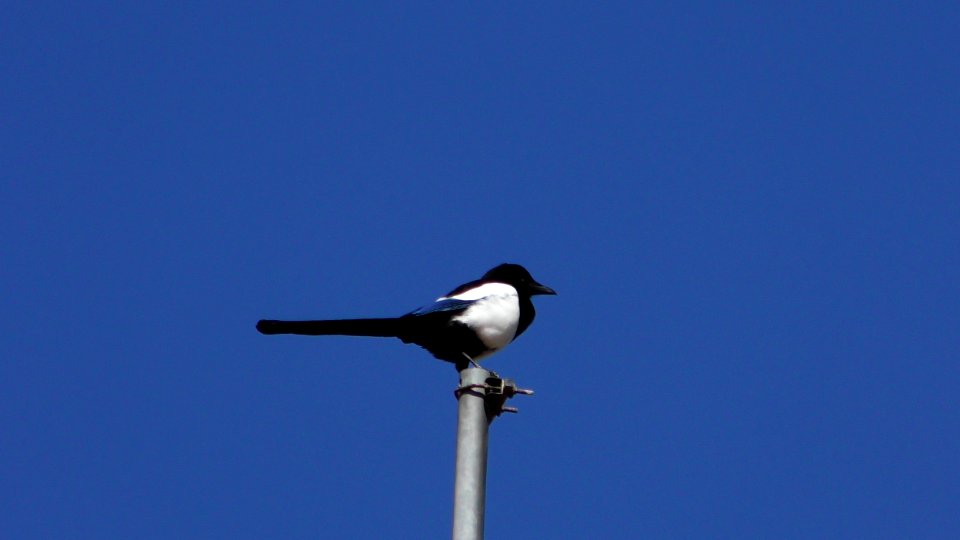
482,263 -> 557,296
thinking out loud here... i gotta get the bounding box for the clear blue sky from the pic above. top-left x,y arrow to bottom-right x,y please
3,3 -> 958,538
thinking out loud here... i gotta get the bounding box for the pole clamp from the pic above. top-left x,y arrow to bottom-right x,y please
454,375 -> 535,418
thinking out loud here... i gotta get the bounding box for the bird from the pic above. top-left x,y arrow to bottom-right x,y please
256,263 -> 556,370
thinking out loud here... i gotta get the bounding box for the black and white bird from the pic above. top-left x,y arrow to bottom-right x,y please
256,263 -> 556,370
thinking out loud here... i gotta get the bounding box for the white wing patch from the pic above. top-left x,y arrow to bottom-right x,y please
442,282 -> 517,302
441,283 -> 520,354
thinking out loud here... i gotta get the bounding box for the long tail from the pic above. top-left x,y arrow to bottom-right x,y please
256,318 -> 403,337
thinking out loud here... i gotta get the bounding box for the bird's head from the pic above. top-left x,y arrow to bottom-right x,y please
483,263 -> 557,296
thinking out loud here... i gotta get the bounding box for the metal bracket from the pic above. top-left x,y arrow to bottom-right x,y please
454,375 -> 534,418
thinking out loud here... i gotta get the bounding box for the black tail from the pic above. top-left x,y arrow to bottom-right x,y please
256,318 -> 403,337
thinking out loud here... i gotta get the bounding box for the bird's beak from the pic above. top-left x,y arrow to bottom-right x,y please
530,282 -> 557,296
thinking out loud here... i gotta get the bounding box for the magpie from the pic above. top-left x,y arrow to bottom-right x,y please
256,263 -> 556,370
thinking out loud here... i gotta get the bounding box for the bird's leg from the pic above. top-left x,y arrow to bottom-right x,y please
461,352 -> 482,370
460,352 -> 500,378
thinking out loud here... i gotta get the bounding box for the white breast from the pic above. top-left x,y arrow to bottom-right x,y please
441,283 -> 520,355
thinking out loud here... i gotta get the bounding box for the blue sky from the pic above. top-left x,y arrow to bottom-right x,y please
2,3 -> 958,538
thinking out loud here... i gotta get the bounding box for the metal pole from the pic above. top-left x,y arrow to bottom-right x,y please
452,367 -> 490,540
